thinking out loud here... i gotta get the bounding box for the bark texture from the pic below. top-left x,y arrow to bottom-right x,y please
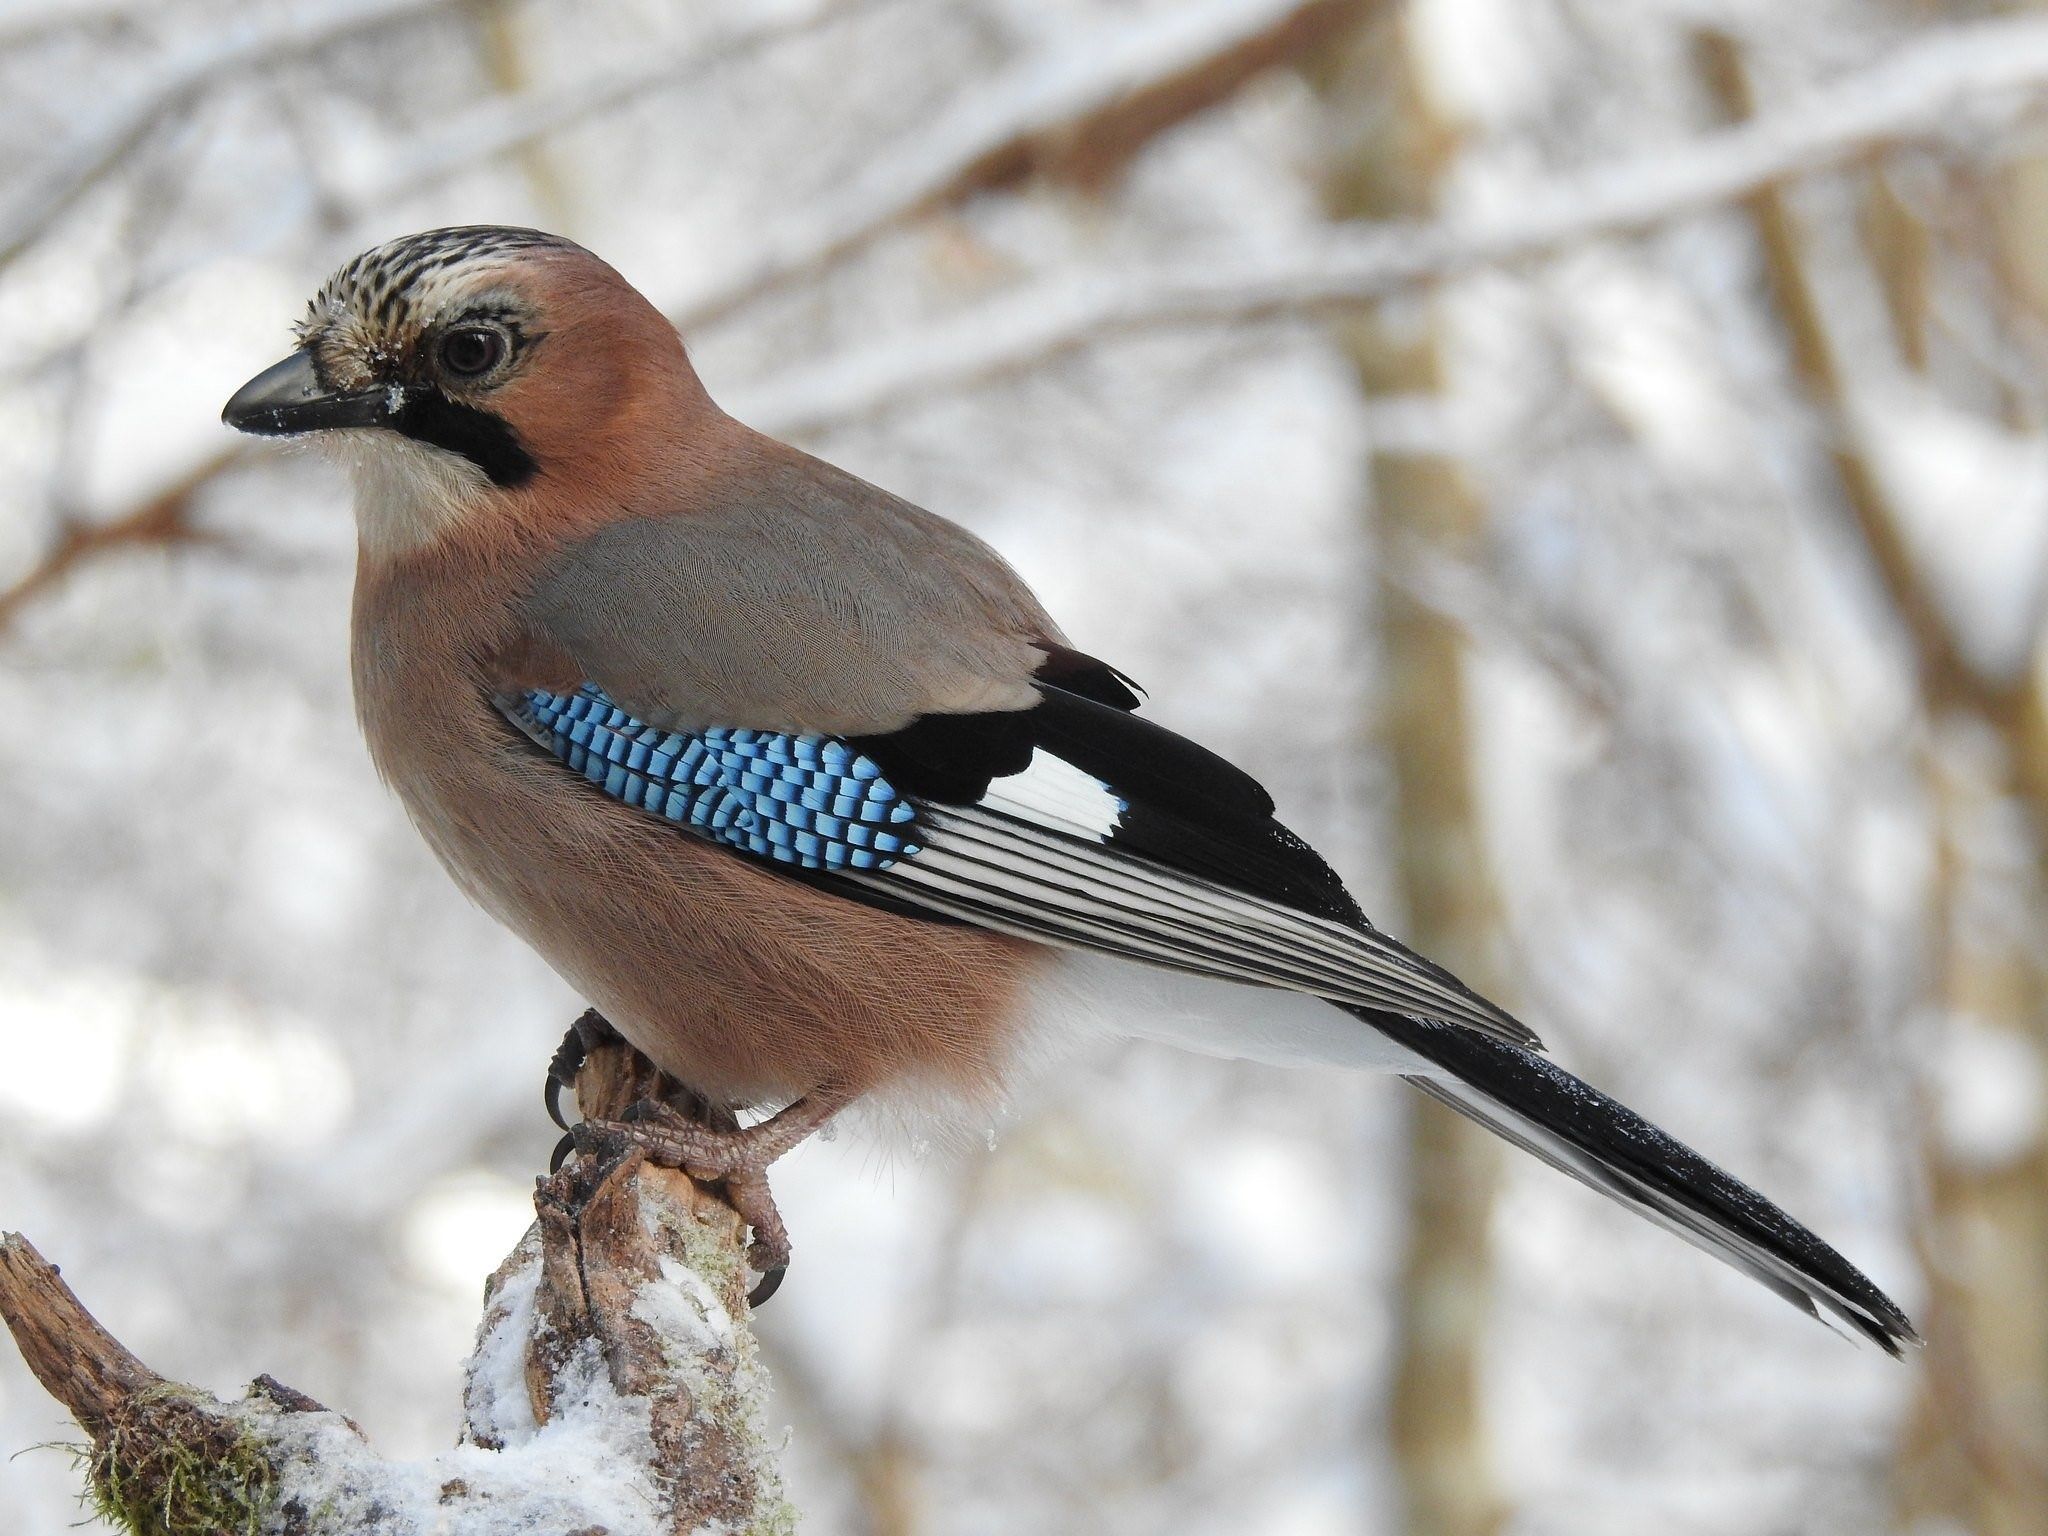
0,1036 -> 796,1536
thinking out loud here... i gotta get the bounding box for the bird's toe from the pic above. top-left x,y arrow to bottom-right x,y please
544,1008 -> 623,1131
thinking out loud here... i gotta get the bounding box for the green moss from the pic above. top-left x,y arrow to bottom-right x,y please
82,1388 -> 277,1536
654,1200 -> 747,1297
638,1205 -> 800,1536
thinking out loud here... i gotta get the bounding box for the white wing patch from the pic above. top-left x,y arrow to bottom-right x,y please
979,748 -> 1124,841
843,744 -> 1537,1049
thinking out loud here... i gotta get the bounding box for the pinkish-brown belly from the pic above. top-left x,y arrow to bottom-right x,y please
413,750 -> 1046,1108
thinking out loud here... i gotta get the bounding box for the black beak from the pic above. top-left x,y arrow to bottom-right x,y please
222,350 -> 392,436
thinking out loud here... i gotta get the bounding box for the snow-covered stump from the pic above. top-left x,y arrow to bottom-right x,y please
0,1038 -> 797,1536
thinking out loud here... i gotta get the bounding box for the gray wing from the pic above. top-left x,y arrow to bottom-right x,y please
521,447 -> 1060,736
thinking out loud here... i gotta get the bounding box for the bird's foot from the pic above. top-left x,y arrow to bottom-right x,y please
565,1106 -> 793,1306
546,1013 -> 838,1305
590,1091 -> 844,1299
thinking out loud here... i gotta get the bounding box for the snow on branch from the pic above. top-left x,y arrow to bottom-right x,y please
0,0 -> 453,275
0,1037 -> 796,1536
675,0 -> 1366,330
737,13 -> 2048,434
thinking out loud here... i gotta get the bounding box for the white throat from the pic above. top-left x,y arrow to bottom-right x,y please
328,430 -> 494,556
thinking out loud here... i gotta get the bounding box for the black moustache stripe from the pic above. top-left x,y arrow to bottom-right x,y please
391,390 -> 538,488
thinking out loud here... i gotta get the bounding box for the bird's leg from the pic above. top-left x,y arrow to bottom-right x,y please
545,1008 -> 624,1131
546,1011 -> 838,1300
598,1089 -> 848,1280
613,1090 -> 845,1179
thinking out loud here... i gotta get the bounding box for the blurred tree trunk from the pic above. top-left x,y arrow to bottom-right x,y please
1908,750 -> 2048,1536
462,0 -> 575,229
1315,14 -> 1507,1536
1697,29 -> 2048,1536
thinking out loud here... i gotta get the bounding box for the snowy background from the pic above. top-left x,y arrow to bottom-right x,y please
1,1 -> 2042,1532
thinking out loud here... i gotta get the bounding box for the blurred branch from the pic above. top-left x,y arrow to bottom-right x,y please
1699,31 -> 2048,789
0,447 -> 239,636
741,12 -> 2048,432
0,1038 -> 796,1536
1699,27 -> 2048,1536
1697,33 -> 2013,718
1901,753 -> 2048,1533
365,0 -> 867,216
19,12 -> 2048,641
341,0 -> 1359,326
0,0 -> 153,51
1863,166 -> 1934,373
676,0 -> 1368,329
0,0 -> 453,276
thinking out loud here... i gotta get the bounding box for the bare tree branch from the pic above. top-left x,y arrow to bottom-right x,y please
0,1236 -> 164,1436
0,0 -> 153,51
225,0 -> 1354,332
0,0 -> 454,275
1698,31 -> 2007,716
0,447 -> 240,635
0,0 -> 1359,639
17,15 -> 2048,640
0,1037 -> 797,1536
363,0 -> 872,216
738,13 -> 2048,433
676,0 -> 1369,330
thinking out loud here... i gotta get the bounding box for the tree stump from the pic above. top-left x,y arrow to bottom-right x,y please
0,1036 -> 796,1536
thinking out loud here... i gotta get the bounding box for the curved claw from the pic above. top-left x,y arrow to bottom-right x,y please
545,1009 -> 623,1132
747,1265 -> 787,1308
545,1027 -> 590,1132
549,1131 -> 575,1174
545,1073 -> 572,1133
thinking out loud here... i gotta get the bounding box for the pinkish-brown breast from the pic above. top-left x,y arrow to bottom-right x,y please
351,542 -> 1047,1110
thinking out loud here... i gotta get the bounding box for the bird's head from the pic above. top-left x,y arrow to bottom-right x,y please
224,226 -> 701,554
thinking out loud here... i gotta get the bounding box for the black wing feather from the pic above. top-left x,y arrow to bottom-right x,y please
1030,641 -> 1145,710
852,683 -> 1538,1047
859,684 -> 1360,921
1374,1009 -> 1919,1353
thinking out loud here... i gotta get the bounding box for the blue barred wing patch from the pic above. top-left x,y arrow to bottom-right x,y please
502,685 -> 921,871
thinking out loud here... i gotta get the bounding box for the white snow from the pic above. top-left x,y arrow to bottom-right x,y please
254,1219 -> 790,1534
270,1344 -> 670,1536
640,1255 -> 739,1355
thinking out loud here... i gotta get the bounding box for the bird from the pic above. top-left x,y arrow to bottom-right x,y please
223,225 -> 1916,1350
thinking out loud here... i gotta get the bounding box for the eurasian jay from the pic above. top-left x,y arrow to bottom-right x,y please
223,226 -> 1915,1350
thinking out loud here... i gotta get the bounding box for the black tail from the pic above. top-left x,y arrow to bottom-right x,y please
1360,1008 -> 1918,1354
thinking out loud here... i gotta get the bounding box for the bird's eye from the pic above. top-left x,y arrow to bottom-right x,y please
439,326 -> 507,378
